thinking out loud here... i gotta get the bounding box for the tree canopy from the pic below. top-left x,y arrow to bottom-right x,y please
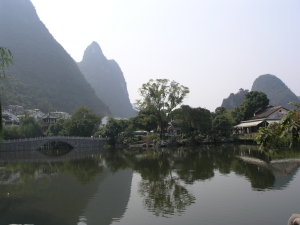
240,91 -> 269,120
47,106 -> 102,137
0,47 -> 13,139
171,105 -> 212,135
136,79 -> 189,134
255,102 -> 300,151
0,47 -> 13,78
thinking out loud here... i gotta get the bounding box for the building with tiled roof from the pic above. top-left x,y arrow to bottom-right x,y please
234,106 -> 289,134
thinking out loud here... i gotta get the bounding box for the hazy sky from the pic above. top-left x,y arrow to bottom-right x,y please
30,0 -> 300,111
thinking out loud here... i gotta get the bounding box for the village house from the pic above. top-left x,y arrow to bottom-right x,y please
166,120 -> 182,136
3,105 -> 24,115
2,111 -> 19,126
41,113 -> 60,132
234,105 -> 289,134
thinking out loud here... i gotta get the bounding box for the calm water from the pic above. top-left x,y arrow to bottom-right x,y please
0,145 -> 299,225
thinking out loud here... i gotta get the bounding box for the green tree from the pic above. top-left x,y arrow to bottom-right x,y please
47,119 -> 68,136
231,106 -> 244,125
211,106 -> 227,119
212,114 -> 233,136
239,91 -> 269,120
0,47 -> 13,139
3,125 -> 20,140
18,115 -> 43,138
211,107 -> 233,136
172,105 -> 212,135
98,117 -> 123,145
130,107 -> 158,132
136,79 -> 189,135
68,106 -> 101,137
0,47 -> 13,79
255,102 -> 300,151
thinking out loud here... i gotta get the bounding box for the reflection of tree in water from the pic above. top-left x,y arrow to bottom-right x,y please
61,158 -> 104,185
174,150 -> 214,184
104,149 -> 133,173
134,153 -> 195,217
0,157 -> 104,185
232,159 -> 275,190
138,176 -> 195,217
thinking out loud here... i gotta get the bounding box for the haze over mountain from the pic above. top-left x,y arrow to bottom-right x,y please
221,88 -> 249,110
78,42 -> 136,118
0,0 -> 110,115
221,74 -> 300,110
251,74 -> 300,110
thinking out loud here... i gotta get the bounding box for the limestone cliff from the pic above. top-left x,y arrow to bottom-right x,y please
78,42 -> 136,118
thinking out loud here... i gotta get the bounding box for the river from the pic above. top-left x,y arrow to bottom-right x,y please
0,144 -> 299,225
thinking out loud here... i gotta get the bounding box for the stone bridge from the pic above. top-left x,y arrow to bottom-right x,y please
0,136 -> 109,151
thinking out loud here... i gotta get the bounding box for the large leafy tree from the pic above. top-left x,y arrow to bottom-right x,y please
255,102 -> 300,151
136,79 -> 189,134
130,107 -> 158,132
67,106 -> 102,137
211,107 -> 233,136
239,91 -> 269,120
18,115 -> 43,138
0,47 -> 13,79
0,47 -> 13,139
4,114 -> 43,139
172,105 -> 211,135
97,117 -> 128,145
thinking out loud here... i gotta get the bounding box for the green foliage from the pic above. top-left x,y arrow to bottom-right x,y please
98,117 -> 129,145
255,123 -> 284,152
0,46 -> 14,140
212,114 -> 233,136
230,91 -> 269,123
0,47 -> 13,78
0,9 -> 110,115
4,115 -> 43,139
211,107 -> 233,136
68,106 -> 101,137
3,125 -> 20,140
255,102 -> 300,151
172,105 -> 211,135
136,79 -> 189,134
221,89 -> 249,110
18,114 -> 43,138
47,106 -> 102,137
130,107 -> 158,132
144,132 -> 160,144
230,106 -> 244,125
46,119 -> 69,136
240,91 -> 269,120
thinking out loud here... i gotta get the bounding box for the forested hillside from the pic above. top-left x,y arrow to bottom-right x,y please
221,74 -> 299,110
221,88 -> 249,110
251,74 -> 300,110
0,0 -> 110,115
78,42 -> 136,118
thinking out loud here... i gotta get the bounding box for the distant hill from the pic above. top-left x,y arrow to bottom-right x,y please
251,74 -> 300,110
221,88 -> 249,110
78,42 -> 137,118
0,0 -> 110,115
221,74 -> 299,110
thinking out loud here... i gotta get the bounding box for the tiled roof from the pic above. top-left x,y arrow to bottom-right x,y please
252,106 -> 288,119
42,113 -> 59,119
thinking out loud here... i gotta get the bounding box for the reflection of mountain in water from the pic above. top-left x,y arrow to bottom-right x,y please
0,149 -> 133,225
82,169 -> 132,224
237,156 -> 300,190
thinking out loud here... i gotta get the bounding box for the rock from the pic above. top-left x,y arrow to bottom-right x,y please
288,214 -> 300,225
